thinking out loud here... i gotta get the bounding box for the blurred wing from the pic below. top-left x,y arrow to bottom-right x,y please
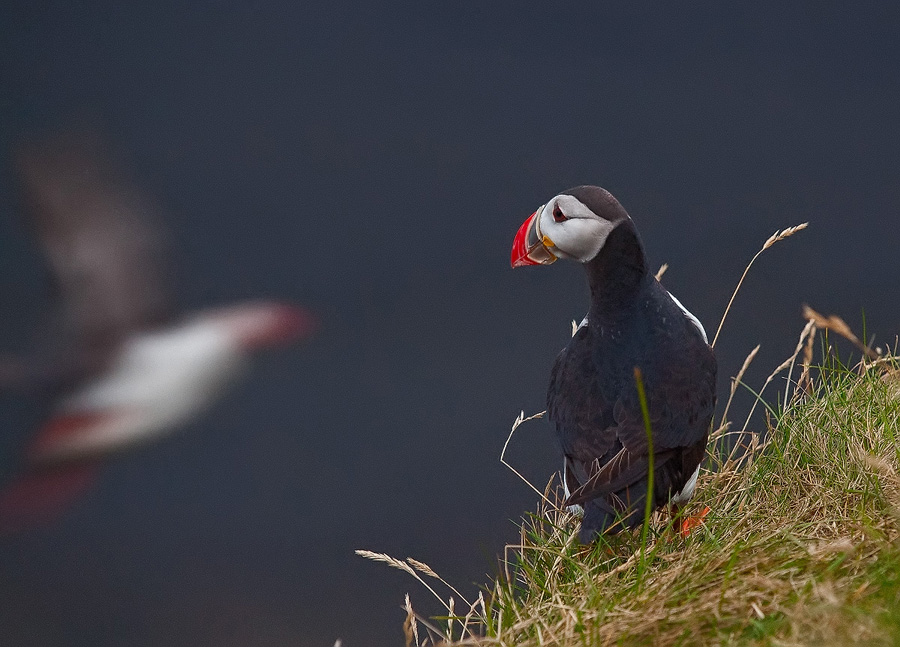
0,462 -> 100,534
16,132 -> 174,370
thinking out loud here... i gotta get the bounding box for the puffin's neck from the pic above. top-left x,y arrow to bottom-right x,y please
584,219 -> 650,321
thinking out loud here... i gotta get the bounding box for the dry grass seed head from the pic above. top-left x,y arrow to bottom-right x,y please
712,222 -> 809,348
762,222 -> 809,249
802,304 -> 880,361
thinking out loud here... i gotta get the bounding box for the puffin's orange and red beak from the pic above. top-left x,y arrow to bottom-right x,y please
511,210 -> 557,267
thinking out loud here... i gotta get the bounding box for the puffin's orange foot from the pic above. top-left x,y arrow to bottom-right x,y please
678,505 -> 710,538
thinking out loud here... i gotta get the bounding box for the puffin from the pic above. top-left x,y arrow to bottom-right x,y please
510,185 -> 716,542
0,131 -> 315,531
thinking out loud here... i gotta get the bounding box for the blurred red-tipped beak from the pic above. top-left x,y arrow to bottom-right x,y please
263,304 -> 318,346
511,211 -> 557,267
214,302 -> 319,351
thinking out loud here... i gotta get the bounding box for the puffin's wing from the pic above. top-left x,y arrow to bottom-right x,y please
565,332 -> 716,507
549,324 -> 624,504
633,335 -> 716,452
564,447 -> 678,507
548,324 -> 620,463
16,132 -> 174,370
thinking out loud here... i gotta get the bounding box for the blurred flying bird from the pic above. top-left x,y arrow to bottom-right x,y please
0,131 -> 315,532
511,186 -> 716,542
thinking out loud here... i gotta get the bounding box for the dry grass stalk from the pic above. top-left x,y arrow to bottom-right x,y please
500,410 -> 552,505
858,452 -> 900,524
407,557 -> 440,580
654,262 -> 668,281
355,550 -> 448,610
404,594 -> 419,647
782,318 -> 818,412
718,343 -> 760,429
738,320 -> 816,438
355,549 -> 416,576
711,222 -> 808,348
796,322 -> 818,395
802,304 -> 880,361
763,222 -> 809,249
408,557 -> 472,607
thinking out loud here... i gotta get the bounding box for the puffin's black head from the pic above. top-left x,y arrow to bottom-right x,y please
510,185 -> 632,267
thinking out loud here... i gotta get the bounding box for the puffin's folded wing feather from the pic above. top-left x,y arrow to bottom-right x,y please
564,447 -> 676,507
610,347 -> 716,454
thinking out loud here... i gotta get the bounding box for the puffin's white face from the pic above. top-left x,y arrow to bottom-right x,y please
511,193 -> 618,266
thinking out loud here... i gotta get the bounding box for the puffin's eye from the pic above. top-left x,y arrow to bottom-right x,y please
553,205 -> 568,223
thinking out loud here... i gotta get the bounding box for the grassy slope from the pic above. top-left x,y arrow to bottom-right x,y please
469,350 -> 900,646
359,226 -> 900,646
364,347 -> 900,647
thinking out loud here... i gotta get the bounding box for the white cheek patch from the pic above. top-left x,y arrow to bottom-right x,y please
539,196 -> 617,263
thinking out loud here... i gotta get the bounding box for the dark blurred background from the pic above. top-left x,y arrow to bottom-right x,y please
1,3 -> 898,646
